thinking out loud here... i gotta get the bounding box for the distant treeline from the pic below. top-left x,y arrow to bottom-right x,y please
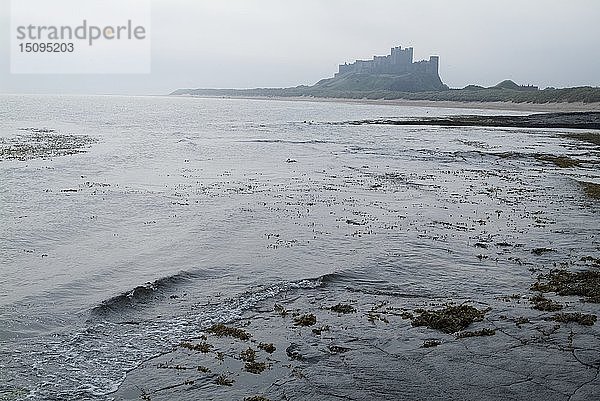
172,85 -> 600,104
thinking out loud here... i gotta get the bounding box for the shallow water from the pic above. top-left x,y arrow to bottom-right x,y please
0,95 -> 598,400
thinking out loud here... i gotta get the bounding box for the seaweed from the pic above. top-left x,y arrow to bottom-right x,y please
240,347 -> 256,362
311,325 -> 330,335
157,363 -> 193,370
274,303 -> 288,317
0,130 -> 97,161
579,181 -> 600,200
207,323 -> 251,340
245,397 -> 270,401
329,303 -> 356,314
367,312 -> 389,324
244,361 -> 267,374
456,328 -> 496,338
498,294 -> 522,302
214,374 -> 235,386
294,313 -> 317,326
530,294 -> 563,311
421,340 -> 441,348
531,269 -> 600,302
547,312 -> 597,326
328,345 -> 350,354
411,305 -> 486,334
531,248 -> 555,256
580,256 -> 600,266
180,341 -> 212,353
258,342 -> 276,353
285,343 -> 303,361
536,155 -> 582,168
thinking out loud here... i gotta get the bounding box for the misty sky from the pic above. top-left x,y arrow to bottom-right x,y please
1,0 -> 599,95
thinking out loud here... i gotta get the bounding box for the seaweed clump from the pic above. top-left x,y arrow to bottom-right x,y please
548,312 -> 597,326
240,347 -> 256,362
274,304 -> 288,317
536,155 -> 582,168
294,314 -> 317,327
580,181 -> 600,200
180,341 -> 212,353
245,397 -> 270,401
244,361 -> 267,374
240,347 -> 268,373
531,248 -> 555,256
421,340 -> 441,348
580,256 -> 600,267
531,269 -> 600,303
312,325 -> 330,335
328,345 -> 350,354
215,375 -> 234,386
456,328 -> 496,338
411,305 -> 486,334
530,294 -> 563,311
258,343 -> 276,353
0,129 -> 97,161
207,323 -> 251,340
329,303 -> 356,314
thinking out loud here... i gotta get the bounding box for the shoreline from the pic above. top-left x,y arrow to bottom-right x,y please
172,94 -> 600,113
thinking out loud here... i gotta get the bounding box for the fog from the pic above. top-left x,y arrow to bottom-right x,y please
1,0 -> 599,94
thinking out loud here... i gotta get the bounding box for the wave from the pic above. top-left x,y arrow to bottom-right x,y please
307,270 -> 430,298
89,270 -> 344,319
90,270 -> 201,317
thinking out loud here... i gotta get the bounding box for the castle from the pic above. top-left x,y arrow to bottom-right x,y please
336,46 -> 439,77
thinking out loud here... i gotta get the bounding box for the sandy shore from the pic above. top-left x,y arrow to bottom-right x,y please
175,95 -> 600,113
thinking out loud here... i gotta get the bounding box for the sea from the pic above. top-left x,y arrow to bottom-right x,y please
0,95 -> 598,400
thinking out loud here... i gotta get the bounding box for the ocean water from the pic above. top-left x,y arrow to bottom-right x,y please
0,95 -> 598,400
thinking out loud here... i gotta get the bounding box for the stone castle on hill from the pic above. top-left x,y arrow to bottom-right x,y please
336,46 -> 439,77
309,45 -> 446,92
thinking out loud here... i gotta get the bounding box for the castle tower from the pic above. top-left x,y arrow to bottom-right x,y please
426,56 -> 439,75
406,47 -> 414,64
390,46 -> 401,64
391,46 -> 413,65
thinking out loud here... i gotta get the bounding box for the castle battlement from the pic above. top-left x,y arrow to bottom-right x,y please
336,46 -> 439,77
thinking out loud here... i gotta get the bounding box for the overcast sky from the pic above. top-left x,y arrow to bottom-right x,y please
1,0 -> 599,94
